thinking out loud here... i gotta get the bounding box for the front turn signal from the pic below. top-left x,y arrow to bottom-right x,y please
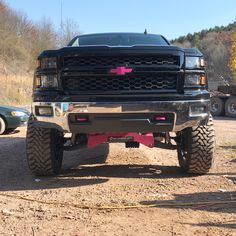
200,75 -> 206,85
35,76 -> 41,87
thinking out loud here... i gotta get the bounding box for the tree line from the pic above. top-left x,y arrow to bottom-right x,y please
172,22 -> 236,84
0,0 -> 79,75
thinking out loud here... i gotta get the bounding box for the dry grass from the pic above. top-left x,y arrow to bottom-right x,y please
0,73 -> 33,105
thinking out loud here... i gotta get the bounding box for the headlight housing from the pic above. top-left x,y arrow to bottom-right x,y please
40,57 -> 57,69
35,75 -> 59,89
11,111 -> 27,117
185,74 -> 206,87
185,57 -> 204,69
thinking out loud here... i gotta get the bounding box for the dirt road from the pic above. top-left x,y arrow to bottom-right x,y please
0,118 -> 235,236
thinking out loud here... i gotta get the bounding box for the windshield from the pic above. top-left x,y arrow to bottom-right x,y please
69,33 -> 169,47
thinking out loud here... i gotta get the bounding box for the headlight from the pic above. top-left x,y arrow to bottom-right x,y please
40,57 -> 57,69
185,57 -> 204,69
35,106 -> 53,117
11,111 -> 27,117
35,75 -> 58,89
185,74 -> 206,87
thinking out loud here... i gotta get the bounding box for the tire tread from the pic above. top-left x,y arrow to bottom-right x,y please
26,119 -> 63,176
178,115 -> 215,174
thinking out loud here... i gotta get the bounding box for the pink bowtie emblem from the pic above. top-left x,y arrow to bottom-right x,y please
109,66 -> 133,75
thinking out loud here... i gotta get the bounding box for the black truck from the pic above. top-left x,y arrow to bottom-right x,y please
26,33 -> 215,176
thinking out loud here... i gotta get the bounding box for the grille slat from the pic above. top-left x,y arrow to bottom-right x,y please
63,55 -> 179,67
63,74 -> 177,92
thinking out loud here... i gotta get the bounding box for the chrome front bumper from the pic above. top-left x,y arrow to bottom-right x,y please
32,100 -> 210,133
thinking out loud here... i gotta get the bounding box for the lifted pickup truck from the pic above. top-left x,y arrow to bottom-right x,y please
26,33 -> 215,176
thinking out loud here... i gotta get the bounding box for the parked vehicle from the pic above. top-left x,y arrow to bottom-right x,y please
26,32 -> 215,176
210,84 -> 236,118
0,105 -> 30,134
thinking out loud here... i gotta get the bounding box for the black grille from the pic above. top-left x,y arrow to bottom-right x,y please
63,55 -> 179,67
63,74 -> 177,93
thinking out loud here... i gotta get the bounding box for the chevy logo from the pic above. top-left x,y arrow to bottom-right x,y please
109,66 -> 133,75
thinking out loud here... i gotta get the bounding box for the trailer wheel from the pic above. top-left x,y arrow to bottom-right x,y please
225,96 -> 236,118
210,97 -> 225,116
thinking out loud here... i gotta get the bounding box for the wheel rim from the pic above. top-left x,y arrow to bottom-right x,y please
177,131 -> 188,167
228,102 -> 236,114
179,149 -> 188,165
211,101 -> 219,113
54,131 -> 63,163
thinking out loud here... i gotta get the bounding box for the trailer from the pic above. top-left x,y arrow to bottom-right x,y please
210,85 -> 236,118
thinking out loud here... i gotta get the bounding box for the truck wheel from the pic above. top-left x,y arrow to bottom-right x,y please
225,96 -> 236,118
210,97 -> 225,116
177,115 -> 215,174
0,117 -> 6,135
26,121 -> 64,176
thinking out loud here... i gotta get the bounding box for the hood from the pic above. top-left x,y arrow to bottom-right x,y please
0,105 -> 30,114
38,45 -> 186,59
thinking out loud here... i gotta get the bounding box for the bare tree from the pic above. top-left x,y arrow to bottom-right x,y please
58,18 -> 80,47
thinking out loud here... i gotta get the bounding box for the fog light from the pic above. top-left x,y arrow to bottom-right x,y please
154,115 -> 166,121
41,75 -> 58,88
184,74 -> 206,87
76,116 -> 89,123
36,106 -> 53,116
189,105 -> 207,117
185,74 -> 200,87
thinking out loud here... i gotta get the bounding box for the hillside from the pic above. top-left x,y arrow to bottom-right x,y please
172,22 -> 236,87
0,0 -> 79,104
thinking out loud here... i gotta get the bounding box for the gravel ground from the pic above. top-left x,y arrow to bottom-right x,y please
0,117 -> 235,236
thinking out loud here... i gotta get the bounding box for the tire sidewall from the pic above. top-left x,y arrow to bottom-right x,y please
177,128 -> 192,171
0,117 -> 6,135
50,129 -> 63,174
210,97 -> 224,116
225,97 -> 236,118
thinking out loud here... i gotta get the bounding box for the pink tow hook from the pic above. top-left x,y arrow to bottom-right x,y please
87,133 -> 154,148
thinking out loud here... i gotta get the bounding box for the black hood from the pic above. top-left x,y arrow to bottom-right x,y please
38,45 -> 187,58
38,45 -> 202,60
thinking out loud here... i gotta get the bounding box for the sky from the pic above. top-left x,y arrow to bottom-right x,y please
5,0 -> 236,40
